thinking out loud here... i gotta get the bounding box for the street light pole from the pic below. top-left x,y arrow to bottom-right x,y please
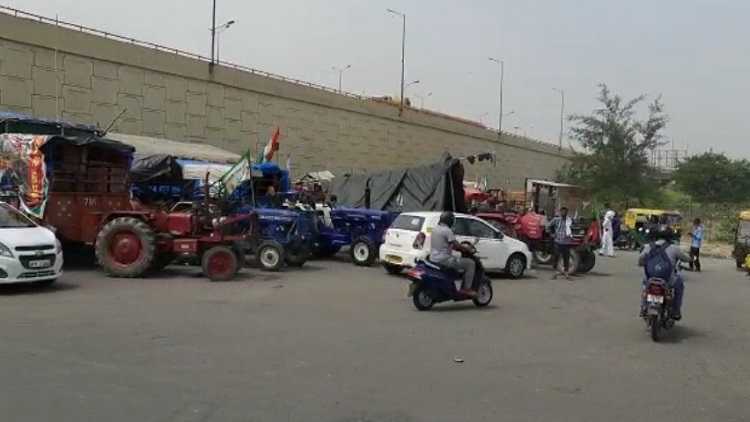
211,20 -> 236,65
210,0 -> 216,66
387,9 -> 406,116
332,65 -> 351,93
553,88 -> 565,150
489,57 -> 504,137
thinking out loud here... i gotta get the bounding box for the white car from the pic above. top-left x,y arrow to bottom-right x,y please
379,211 -> 532,278
0,202 -> 63,285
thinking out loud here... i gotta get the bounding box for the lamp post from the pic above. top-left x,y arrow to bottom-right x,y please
213,20 -> 236,64
332,64 -> 351,93
488,57 -> 504,137
404,80 -> 419,106
210,0 -> 217,66
552,88 -> 565,150
387,8 -> 406,116
414,91 -> 432,108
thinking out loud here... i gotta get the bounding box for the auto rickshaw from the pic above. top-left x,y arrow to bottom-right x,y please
621,208 -> 683,250
732,210 -> 750,268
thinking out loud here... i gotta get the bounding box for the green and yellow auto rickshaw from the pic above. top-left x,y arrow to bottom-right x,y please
621,208 -> 683,250
733,210 -> 750,268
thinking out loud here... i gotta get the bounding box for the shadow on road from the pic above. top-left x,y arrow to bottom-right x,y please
660,325 -> 707,344
0,282 -> 78,296
427,303 -> 499,313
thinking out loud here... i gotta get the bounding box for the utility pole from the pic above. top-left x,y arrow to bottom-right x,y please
332,65 -> 351,93
387,9 -> 406,116
210,0 -> 216,66
553,88 -> 565,150
489,57 -> 504,137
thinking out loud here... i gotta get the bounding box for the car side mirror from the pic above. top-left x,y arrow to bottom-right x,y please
496,231 -> 504,240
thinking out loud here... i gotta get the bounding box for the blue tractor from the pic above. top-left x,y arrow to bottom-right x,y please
312,206 -> 398,266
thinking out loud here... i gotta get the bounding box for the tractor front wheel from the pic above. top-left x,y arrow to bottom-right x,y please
202,246 -> 239,282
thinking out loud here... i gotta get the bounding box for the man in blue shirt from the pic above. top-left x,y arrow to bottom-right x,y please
689,218 -> 704,272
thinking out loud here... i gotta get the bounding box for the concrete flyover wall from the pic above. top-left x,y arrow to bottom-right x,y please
0,11 -> 570,190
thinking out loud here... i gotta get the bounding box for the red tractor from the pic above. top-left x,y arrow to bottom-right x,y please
95,201 -> 258,281
0,114 -> 258,281
475,180 -> 600,274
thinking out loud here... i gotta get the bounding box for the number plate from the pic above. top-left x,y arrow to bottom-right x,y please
28,259 -> 51,269
386,255 -> 403,264
646,294 -> 664,304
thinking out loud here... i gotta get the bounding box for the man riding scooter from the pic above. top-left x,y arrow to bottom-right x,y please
430,211 -> 477,297
638,224 -> 690,320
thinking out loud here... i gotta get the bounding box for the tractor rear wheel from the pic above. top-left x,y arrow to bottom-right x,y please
202,246 -> 239,282
95,217 -> 156,278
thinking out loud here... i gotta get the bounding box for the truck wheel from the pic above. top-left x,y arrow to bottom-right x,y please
556,249 -> 580,275
202,246 -> 238,282
257,240 -> 284,272
577,250 -> 596,273
96,217 -> 156,278
286,245 -> 310,267
350,236 -> 376,266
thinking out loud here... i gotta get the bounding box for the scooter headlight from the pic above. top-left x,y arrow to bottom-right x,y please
0,241 -> 13,258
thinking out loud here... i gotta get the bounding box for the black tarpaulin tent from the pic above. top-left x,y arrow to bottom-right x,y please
331,153 -> 466,212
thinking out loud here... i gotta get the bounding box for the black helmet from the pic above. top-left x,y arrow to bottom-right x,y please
439,211 -> 455,227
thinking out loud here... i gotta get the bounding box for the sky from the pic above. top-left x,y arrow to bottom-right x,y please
9,0 -> 750,157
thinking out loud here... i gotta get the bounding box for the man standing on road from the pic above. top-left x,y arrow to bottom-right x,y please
689,218 -> 704,272
430,212 -> 477,297
548,207 -> 574,280
599,204 -> 616,257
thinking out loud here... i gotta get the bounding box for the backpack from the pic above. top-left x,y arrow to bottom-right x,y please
645,242 -> 674,280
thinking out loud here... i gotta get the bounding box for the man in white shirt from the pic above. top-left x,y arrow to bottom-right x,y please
599,204 -> 615,257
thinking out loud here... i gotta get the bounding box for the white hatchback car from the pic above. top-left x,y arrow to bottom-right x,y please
0,202 -> 63,285
379,211 -> 532,278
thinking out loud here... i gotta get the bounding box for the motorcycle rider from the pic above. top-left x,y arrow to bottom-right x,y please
430,211 -> 477,297
638,224 -> 690,320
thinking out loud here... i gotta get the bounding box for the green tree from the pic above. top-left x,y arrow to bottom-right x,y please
558,84 -> 667,204
673,152 -> 750,203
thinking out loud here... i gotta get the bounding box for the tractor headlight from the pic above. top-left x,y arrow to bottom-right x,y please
0,241 -> 13,258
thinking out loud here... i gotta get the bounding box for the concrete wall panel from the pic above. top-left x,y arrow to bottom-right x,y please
0,12 -> 570,189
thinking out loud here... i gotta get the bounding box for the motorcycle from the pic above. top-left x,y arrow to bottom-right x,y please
405,241 -> 493,311
642,270 -> 683,342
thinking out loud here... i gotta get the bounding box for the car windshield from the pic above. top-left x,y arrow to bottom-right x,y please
390,215 -> 425,231
0,203 -> 37,228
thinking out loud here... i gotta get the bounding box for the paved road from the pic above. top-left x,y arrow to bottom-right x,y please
1,252 -> 749,422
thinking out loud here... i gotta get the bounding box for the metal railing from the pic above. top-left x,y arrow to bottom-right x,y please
0,4 -> 367,100
0,4 -> 563,152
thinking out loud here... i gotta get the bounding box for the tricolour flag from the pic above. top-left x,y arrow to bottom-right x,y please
262,127 -> 281,162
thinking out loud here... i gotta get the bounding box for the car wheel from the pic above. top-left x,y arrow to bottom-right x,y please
505,253 -> 527,279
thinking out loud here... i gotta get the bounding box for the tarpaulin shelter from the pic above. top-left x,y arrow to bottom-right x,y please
331,153 -> 466,212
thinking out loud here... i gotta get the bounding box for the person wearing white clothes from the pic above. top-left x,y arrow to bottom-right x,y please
599,205 -> 616,257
